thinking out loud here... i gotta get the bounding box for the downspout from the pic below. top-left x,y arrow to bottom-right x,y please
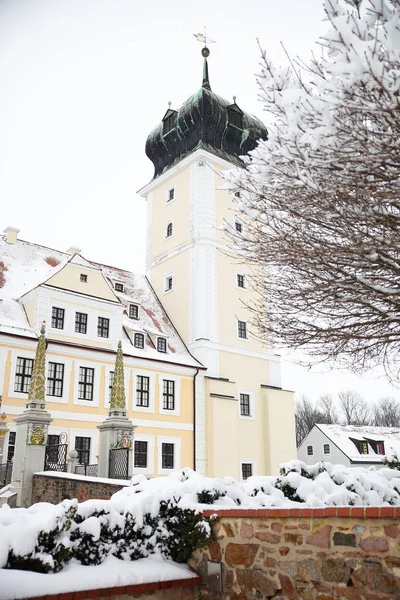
193,367 -> 199,471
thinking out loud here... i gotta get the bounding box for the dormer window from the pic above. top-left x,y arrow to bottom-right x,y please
157,337 -> 167,353
115,282 -> 124,293
350,438 -> 369,454
80,274 -> 87,283
134,333 -> 144,349
162,109 -> 177,136
227,104 -> 243,129
365,438 -> 385,455
129,304 -> 139,319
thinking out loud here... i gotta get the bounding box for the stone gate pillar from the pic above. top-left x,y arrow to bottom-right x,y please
97,341 -> 135,478
10,323 -> 53,506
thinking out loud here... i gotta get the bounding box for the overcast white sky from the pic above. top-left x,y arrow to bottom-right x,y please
0,0 -> 397,404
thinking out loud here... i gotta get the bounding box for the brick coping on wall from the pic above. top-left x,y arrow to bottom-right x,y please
24,576 -> 201,600
202,506 -> 400,518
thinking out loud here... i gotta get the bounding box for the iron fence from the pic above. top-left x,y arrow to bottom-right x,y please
75,463 -> 98,477
44,432 -> 68,472
0,461 -> 13,488
109,446 -> 129,479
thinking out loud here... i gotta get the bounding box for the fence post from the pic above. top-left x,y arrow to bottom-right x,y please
67,449 -> 79,474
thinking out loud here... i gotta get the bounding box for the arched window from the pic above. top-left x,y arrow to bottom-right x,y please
166,222 -> 173,238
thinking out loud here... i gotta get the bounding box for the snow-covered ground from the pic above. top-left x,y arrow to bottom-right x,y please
1,463 -> 400,598
0,554 -> 197,600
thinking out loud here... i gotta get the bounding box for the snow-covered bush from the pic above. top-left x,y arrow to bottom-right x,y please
1,464 -> 400,574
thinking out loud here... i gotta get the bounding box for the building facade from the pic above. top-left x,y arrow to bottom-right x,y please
0,49 -> 296,481
0,228 -> 201,477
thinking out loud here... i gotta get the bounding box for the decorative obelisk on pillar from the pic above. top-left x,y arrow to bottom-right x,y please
97,341 -> 135,478
11,322 -> 53,506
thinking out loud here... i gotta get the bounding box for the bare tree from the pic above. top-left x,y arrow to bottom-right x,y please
295,394 -> 329,447
338,390 -> 371,426
373,397 -> 400,427
318,394 -> 339,425
226,0 -> 400,379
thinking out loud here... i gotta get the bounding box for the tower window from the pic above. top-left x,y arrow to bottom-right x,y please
237,274 -> 245,288
114,282 -> 124,293
166,222 -> 173,238
240,393 -> 251,417
238,320 -> 247,339
165,275 -> 173,292
235,221 -> 242,233
80,274 -> 87,283
129,304 -> 139,319
134,333 -> 145,349
167,188 -> 175,202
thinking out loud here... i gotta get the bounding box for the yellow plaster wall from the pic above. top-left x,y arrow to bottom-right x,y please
46,264 -> 117,302
150,168 -> 191,261
263,388 -> 297,475
149,249 -> 190,342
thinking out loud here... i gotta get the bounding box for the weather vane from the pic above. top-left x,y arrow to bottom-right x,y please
193,26 -> 216,47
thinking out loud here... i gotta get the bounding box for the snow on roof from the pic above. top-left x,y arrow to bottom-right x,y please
316,424 -> 400,461
0,235 -> 202,368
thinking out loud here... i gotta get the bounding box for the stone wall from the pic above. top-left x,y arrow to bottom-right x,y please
32,473 -> 126,504
190,507 -> 400,600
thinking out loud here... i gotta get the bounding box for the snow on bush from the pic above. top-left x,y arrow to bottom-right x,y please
1,464 -> 400,573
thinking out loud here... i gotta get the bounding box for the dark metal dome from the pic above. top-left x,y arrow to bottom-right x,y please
145,52 -> 268,179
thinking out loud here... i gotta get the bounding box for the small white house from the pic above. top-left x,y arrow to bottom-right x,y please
298,424 -> 400,469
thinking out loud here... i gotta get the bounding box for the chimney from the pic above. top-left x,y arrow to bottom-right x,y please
3,226 -> 20,244
66,245 -> 82,255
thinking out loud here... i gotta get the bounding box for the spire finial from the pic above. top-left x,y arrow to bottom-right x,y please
168,101 -> 172,108
233,95 -> 237,103
193,28 -> 215,91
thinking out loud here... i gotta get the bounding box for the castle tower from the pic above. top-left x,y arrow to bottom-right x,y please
139,48 -> 296,478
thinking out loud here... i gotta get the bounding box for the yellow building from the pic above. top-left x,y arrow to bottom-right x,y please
0,227 -> 202,476
0,49 -> 296,480
139,48 -> 296,477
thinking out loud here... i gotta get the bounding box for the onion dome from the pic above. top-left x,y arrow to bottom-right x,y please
145,47 -> 268,178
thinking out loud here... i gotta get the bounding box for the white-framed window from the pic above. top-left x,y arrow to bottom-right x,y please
5,429 -> 16,462
240,459 -> 256,481
51,307 -> 65,330
323,443 -> 331,455
70,428 -> 98,465
237,319 -> 248,340
307,445 -> 313,456
157,435 -> 181,474
238,390 -> 254,419
133,373 -> 155,413
166,187 -> 175,203
75,312 -> 88,334
164,273 -> 174,293
9,350 -> 35,400
73,360 -> 100,407
133,435 -> 154,474
97,316 -> 110,338
236,273 -> 246,289
159,375 -> 180,416
166,221 -> 174,238
47,362 -> 65,398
